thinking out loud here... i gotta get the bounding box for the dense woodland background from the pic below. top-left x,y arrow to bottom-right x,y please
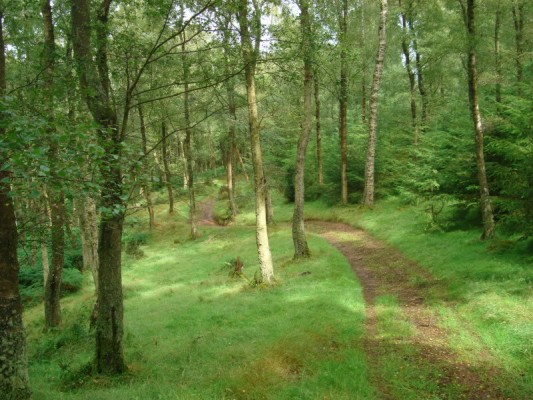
0,0 -> 531,399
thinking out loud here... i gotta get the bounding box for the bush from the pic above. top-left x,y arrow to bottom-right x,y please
124,232 -> 149,258
62,269 -> 84,293
213,200 -> 233,226
65,249 -> 83,270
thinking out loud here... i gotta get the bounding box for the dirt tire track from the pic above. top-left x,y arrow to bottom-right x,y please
308,221 -> 508,400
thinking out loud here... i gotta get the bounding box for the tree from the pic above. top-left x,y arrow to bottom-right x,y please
461,0 -> 495,239
71,0 -> 126,373
0,8 -> 31,398
292,0 -> 313,259
41,0 -> 66,330
337,0 -> 348,205
161,120 -> 175,214
237,0 -> 274,284
181,29 -> 198,239
398,0 -> 418,144
362,0 -> 388,206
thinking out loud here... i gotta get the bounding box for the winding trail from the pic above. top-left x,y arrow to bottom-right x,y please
194,195 -> 507,398
308,221 -> 507,400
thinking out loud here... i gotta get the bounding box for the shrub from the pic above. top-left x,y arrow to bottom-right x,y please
124,232 -> 149,258
62,269 -> 84,293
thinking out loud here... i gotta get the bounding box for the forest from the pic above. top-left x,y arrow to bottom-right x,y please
0,0 -> 531,399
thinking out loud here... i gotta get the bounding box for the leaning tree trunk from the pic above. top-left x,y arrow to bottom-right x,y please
238,0 -> 274,284
0,10 -> 31,398
71,0 -> 126,373
42,0 -> 65,330
464,0 -> 495,239
292,0 -> 313,259
181,34 -> 198,239
339,0 -> 348,205
161,121 -> 174,214
362,0 -> 388,206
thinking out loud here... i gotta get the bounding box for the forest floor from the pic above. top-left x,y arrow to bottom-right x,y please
23,183 -> 532,399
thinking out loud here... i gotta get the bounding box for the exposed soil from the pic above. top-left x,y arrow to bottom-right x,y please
308,221 -> 509,400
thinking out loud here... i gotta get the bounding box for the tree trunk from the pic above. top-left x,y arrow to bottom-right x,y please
237,148 -> 249,181
71,0 -> 126,373
0,11 -> 31,398
314,71 -> 323,185
408,17 -> 427,128
264,172 -> 274,226
223,23 -> 238,217
339,0 -> 348,205
138,104 -> 155,229
42,0 -> 65,330
238,0 -> 274,284
494,6 -> 502,105
464,0 -> 495,240
178,136 -> 188,189
512,2 -> 524,89
292,0 -> 313,259
44,189 -> 64,329
78,196 -> 99,292
181,34 -> 198,239
161,121 -> 174,214
360,6 -> 367,126
399,0 -> 418,145
362,0 -> 388,206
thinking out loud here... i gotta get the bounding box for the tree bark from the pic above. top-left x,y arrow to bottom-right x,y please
292,0 -> 313,259
161,121 -> 174,214
399,0 -> 418,145
236,148 -> 249,181
238,0 -> 274,284
0,10 -> 31,398
494,6 -> 502,105
223,21 -> 238,217
181,33 -> 198,239
512,1 -> 524,89
464,0 -> 495,240
138,104 -> 155,229
78,196 -> 99,291
408,16 -> 427,128
314,71 -> 323,185
362,0 -> 388,206
42,0 -> 65,330
339,0 -> 348,205
71,0 -> 125,373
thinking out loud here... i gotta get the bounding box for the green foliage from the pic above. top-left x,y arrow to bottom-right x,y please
123,232 -> 150,258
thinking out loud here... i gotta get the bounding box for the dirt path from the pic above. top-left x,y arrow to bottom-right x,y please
308,221 -> 507,400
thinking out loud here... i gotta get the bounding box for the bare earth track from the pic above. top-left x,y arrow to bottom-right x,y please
308,221 -> 509,400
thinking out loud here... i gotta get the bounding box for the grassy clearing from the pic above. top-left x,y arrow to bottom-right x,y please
24,190 -> 374,400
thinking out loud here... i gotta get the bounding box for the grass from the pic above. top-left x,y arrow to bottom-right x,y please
23,181 -> 533,399
24,188 -> 375,400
